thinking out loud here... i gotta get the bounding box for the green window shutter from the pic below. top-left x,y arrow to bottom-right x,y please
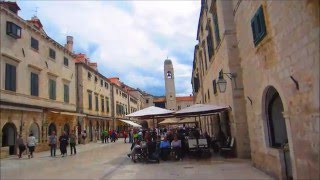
95,96 -> 99,111
64,84 -> 69,103
31,73 -> 39,96
52,80 -> 56,100
252,6 -> 267,46
49,79 -> 56,100
5,64 -> 16,91
213,14 -> 220,45
258,6 -> 266,40
207,28 -> 214,60
88,93 -> 92,110
251,15 -> 257,43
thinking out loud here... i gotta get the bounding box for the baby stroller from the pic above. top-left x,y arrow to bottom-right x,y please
134,146 -> 148,163
134,141 -> 159,163
146,141 -> 160,163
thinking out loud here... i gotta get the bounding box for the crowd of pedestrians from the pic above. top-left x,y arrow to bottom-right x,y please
14,126 -> 220,160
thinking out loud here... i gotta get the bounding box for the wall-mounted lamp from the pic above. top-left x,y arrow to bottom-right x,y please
216,70 -> 241,93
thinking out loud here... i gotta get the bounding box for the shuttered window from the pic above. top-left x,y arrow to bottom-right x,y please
64,57 -> 69,66
101,97 -> 105,112
64,84 -> 69,103
207,27 -> 214,60
212,79 -> 217,94
88,92 -> 92,110
106,97 -> 110,112
30,72 -> 39,96
49,48 -> 56,59
48,79 -> 56,100
31,37 -> 39,50
5,63 -> 16,91
213,14 -> 221,45
251,6 -> 267,46
95,95 -> 99,111
6,21 -> 21,39
193,77 -> 200,93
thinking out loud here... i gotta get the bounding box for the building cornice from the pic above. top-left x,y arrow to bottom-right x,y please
0,6 -> 75,58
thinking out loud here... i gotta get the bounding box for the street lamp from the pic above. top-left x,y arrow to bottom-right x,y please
217,70 -> 239,93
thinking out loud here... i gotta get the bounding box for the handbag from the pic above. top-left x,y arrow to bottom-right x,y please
19,144 -> 26,151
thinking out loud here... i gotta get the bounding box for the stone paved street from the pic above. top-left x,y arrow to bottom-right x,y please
1,139 -> 273,180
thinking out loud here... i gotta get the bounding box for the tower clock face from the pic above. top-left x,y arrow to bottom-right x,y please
169,93 -> 174,100
167,71 -> 172,79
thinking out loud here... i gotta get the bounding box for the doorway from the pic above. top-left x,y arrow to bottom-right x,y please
2,123 -> 17,155
265,86 -> 292,179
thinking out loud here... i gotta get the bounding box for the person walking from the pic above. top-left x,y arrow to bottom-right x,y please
16,134 -> 26,158
81,130 -> 87,144
27,132 -> 36,158
129,129 -> 133,143
69,130 -> 77,155
49,131 -> 57,157
101,130 -> 105,143
110,130 -> 116,142
59,131 -> 69,157
123,130 -> 128,143
103,130 -> 109,143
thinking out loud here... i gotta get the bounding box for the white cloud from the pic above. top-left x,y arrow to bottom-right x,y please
18,0 -> 200,96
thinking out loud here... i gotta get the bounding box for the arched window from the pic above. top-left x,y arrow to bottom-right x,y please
29,123 -> 40,143
2,122 -> 17,155
265,87 -> 288,148
64,123 -> 70,135
48,123 -> 57,136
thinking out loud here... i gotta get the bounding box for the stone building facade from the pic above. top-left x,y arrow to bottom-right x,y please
0,2 -> 77,157
192,0 -> 319,179
108,77 -> 140,133
75,54 -> 113,143
232,0 -> 319,179
0,1 -> 144,157
192,0 -> 250,158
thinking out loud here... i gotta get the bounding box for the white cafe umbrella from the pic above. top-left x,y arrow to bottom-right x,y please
174,104 -> 228,116
126,106 -> 174,128
174,103 -> 229,133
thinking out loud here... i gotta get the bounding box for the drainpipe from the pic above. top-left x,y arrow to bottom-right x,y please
20,111 -> 23,135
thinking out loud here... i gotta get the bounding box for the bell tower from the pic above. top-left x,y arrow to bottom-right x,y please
164,59 -> 177,111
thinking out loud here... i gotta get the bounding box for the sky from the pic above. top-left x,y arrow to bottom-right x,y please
16,0 -> 201,97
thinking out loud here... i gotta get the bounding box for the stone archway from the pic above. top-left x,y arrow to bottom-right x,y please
48,123 -> 57,136
264,86 -> 292,179
2,122 -> 17,155
29,123 -> 40,143
63,123 -> 70,136
140,120 -> 148,129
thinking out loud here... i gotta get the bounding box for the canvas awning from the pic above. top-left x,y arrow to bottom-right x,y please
61,112 -> 86,117
50,111 -> 86,117
126,106 -> 174,118
0,105 -> 43,112
119,119 -> 142,127
174,104 -> 228,117
159,118 -> 179,124
87,115 -> 111,120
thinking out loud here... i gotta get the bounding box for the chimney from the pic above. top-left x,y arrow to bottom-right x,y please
65,36 -> 73,52
89,62 -> 97,71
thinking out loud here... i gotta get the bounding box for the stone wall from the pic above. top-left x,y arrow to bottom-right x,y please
233,0 -> 319,179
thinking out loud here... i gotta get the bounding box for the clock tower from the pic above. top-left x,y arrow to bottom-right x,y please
164,59 -> 177,111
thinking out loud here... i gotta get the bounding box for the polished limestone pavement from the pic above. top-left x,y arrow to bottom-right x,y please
1,139 -> 273,180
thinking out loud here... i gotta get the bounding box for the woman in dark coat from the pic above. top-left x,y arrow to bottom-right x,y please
59,131 -> 69,157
